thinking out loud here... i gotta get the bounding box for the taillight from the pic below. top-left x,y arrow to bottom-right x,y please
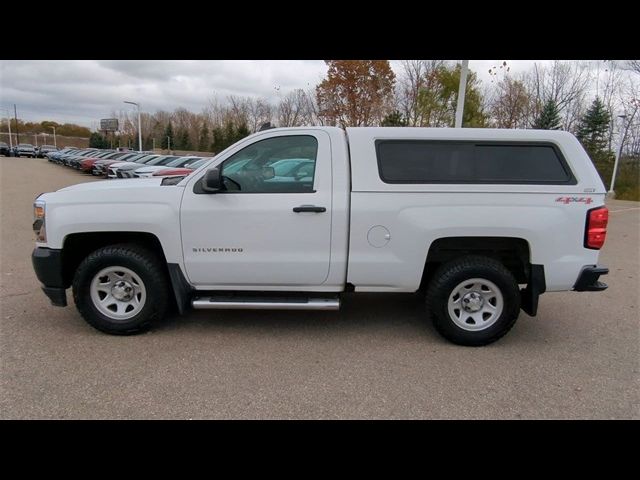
585,206 -> 608,249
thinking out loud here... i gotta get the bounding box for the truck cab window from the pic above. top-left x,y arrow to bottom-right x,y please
221,135 -> 318,193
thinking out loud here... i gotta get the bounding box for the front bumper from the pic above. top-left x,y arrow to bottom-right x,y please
573,265 -> 609,292
32,247 -> 67,306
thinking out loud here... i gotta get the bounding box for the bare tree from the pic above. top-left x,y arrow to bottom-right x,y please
526,61 -> 591,131
227,95 -> 250,126
618,79 -> 640,158
625,60 -> 640,77
246,97 -> 273,132
277,89 -> 313,127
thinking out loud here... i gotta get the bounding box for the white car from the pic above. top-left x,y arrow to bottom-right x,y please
133,157 -> 205,178
106,155 -> 160,178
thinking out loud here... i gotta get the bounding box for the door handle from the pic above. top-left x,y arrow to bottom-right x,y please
293,205 -> 326,213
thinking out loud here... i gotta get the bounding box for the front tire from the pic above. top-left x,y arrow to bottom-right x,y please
72,244 -> 170,335
425,256 -> 521,346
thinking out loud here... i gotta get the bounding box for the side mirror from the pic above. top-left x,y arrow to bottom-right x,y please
201,167 -> 223,193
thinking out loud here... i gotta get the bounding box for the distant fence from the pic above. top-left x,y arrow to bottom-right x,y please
0,132 -> 89,149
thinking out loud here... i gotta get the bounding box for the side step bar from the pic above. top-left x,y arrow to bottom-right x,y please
192,295 -> 340,311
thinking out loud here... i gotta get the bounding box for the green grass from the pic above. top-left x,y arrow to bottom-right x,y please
594,158 -> 640,201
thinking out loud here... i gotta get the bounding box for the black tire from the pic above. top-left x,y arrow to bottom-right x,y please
72,243 -> 170,335
425,255 -> 521,346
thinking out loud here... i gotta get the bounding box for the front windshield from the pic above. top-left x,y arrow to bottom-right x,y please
166,157 -> 201,168
183,158 -> 207,169
135,155 -> 159,163
146,156 -> 179,166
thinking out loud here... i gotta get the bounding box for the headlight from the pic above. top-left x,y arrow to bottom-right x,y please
33,200 -> 46,242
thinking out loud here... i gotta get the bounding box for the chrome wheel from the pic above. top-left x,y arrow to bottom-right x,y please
89,266 -> 146,321
447,278 -> 503,331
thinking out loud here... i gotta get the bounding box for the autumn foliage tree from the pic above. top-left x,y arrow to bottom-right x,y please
316,60 -> 396,127
415,63 -> 487,127
489,76 -> 532,129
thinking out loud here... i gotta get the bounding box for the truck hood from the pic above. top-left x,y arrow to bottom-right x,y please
56,178 -> 163,192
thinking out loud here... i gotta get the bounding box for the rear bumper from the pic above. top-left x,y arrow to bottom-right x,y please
573,265 -> 608,292
32,247 -> 68,306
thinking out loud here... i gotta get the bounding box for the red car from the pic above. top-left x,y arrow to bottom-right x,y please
80,152 -> 136,173
151,158 -> 208,178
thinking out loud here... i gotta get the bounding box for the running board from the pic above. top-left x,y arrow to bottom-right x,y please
192,295 -> 340,311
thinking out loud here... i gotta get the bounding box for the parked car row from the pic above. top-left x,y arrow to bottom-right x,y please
0,142 -> 59,158
46,147 -> 210,179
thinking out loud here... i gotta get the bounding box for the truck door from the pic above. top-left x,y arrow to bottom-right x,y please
180,130 -> 333,287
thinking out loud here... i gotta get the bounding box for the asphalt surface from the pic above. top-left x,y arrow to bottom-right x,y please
1,156 -> 638,419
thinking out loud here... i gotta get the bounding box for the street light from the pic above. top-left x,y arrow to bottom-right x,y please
0,108 -> 12,149
50,126 -> 57,148
124,101 -> 142,152
608,115 -> 627,197
454,60 -> 469,128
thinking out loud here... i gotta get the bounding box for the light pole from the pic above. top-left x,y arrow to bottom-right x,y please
608,115 -> 627,197
454,60 -> 469,128
0,108 -> 12,148
50,126 -> 57,148
124,101 -> 142,152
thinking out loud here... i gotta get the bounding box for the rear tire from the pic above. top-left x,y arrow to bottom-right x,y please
72,244 -> 170,335
425,255 -> 521,346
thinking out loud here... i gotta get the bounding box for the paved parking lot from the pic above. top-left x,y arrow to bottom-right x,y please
1,156 -> 638,419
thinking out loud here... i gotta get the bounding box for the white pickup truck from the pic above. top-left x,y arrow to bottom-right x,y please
32,127 -> 609,345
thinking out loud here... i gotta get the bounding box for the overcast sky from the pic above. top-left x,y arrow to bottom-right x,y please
0,60 -> 551,129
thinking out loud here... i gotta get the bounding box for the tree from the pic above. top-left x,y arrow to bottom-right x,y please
625,60 -> 640,77
316,60 -> 396,127
380,110 -> 407,126
89,132 -> 109,148
210,125 -> 225,154
396,60 -> 448,126
161,122 -> 174,149
489,76 -> 532,128
416,63 -> 487,127
577,97 -> 612,158
235,122 -> 250,142
526,61 -> 590,131
278,89 -> 314,127
533,99 -> 562,130
177,128 -> 191,150
198,123 -> 210,151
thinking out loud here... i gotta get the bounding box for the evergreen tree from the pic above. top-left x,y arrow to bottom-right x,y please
234,122 -> 250,143
177,128 -> 191,150
577,97 -> 611,158
533,99 -> 562,130
381,110 -> 407,126
223,121 -> 236,149
199,123 -> 210,151
210,126 -> 224,154
89,132 -> 109,148
161,122 -> 174,149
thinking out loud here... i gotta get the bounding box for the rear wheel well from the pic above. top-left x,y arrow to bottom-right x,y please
61,232 -> 168,288
420,237 -> 531,290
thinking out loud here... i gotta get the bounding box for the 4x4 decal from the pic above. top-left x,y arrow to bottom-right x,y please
556,196 -> 593,205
